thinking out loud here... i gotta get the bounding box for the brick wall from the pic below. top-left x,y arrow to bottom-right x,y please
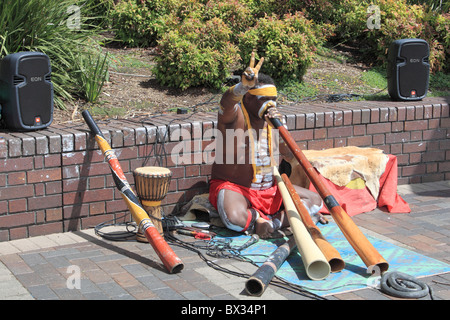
0,97 -> 448,241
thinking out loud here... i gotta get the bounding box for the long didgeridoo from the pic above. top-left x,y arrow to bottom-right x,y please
245,237 -> 296,296
281,173 -> 345,273
273,167 -> 330,280
267,116 -> 389,274
82,110 -> 184,274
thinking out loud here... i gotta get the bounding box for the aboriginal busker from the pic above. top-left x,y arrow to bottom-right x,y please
208,52 -> 323,239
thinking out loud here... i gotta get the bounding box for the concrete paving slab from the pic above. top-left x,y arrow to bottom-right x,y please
0,182 -> 449,302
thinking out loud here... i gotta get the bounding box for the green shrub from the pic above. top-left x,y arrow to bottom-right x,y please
110,0 -> 181,47
110,1 -> 157,47
362,0 -> 449,72
237,12 -> 327,84
118,0 -> 253,90
111,0 -> 254,47
304,0 -> 449,72
110,0 -> 333,89
247,0 -> 304,18
74,50 -> 110,103
407,0 -> 450,13
299,0 -> 363,32
423,12 -> 450,72
153,16 -> 240,90
111,0 -> 449,90
83,0 -> 116,27
203,0 -> 254,39
0,0 -> 108,109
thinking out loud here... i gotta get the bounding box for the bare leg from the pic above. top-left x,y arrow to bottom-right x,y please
217,189 -> 276,238
217,189 -> 254,231
292,185 -> 322,209
292,184 -> 324,221
215,186 -> 321,238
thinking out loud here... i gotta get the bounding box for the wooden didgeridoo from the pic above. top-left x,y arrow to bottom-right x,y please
245,237 -> 296,296
273,167 -> 330,280
268,116 -> 389,274
281,173 -> 345,273
82,110 -> 184,274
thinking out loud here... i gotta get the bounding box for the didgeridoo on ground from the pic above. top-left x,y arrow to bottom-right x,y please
245,237 -> 296,296
82,110 -> 184,274
281,173 -> 345,273
273,167 -> 330,281
267,115 -> 389,274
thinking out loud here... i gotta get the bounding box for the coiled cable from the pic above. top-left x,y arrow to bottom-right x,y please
380,271 -> 435,299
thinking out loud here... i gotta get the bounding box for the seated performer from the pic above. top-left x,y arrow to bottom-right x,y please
209,52 -> 323,238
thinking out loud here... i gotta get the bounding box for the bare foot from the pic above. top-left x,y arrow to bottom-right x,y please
255,218 -> 274,239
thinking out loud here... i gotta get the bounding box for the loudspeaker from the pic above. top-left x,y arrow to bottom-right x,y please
0,51 -> 53,131
387,39 -> 429,101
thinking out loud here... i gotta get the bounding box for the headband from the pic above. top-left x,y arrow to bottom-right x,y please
248,85 -> 277,97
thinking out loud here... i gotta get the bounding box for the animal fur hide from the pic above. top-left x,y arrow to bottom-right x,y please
288,146 -> 389,200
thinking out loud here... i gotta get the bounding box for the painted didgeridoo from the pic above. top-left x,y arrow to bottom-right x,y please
267,116 -> 389,274
82,110 -> 184,274
245,237 -> 296,296
281,173 -> 345,273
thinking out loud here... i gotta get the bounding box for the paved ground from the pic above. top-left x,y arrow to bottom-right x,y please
0,181 -> 449,303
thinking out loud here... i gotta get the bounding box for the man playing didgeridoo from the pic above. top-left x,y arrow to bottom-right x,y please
209,52 -> 323,238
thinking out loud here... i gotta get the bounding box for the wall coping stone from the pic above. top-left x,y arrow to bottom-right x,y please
1,96 -> 448,155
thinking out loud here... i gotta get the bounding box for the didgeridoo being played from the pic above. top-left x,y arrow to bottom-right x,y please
273,167 -> 330,280
281,173 -> 345,273
245,237 -> 296,296
82,110 -> 184,274
265,111 -> 389,274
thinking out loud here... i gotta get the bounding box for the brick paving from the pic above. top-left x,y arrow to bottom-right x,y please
0,181 -> 449,302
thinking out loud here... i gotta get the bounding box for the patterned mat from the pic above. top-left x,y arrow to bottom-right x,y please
215,223 -> 450,297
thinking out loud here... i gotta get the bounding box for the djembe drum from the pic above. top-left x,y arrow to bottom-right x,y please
133,166 -> 172,242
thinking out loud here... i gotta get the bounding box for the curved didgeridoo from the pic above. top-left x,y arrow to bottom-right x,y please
267,116 -> 389,274
273,167 -> 331,281
82,110 -> 184,274
281,173 -> 345,273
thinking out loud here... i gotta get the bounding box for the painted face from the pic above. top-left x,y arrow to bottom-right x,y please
242,84 -> 277,118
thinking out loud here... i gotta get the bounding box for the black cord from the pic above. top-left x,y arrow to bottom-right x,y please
278,86 -> 388,105
165,232 -> 327,300
380,271 -> 435,300
118,105 -> 208,168
94,213 -> 137,241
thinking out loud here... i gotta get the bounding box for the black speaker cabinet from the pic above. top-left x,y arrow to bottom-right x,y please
0,52 -> 53,131
387,39 -> 429,101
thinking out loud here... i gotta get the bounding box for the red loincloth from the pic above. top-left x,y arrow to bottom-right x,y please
208,179 -> 283,220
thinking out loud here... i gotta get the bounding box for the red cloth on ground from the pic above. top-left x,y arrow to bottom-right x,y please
377,154 -> 411,213
309,154 -> 410,217
208,179 -> 283,220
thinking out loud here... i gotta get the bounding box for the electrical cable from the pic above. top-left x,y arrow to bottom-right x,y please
109,71 -> 153,78
164,232 -> 327,300
380,271 -> 435,300
94,203 -> 169,242
277,86 -> 388,105
94,213 -> 137,241
118,103 -> 207,168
